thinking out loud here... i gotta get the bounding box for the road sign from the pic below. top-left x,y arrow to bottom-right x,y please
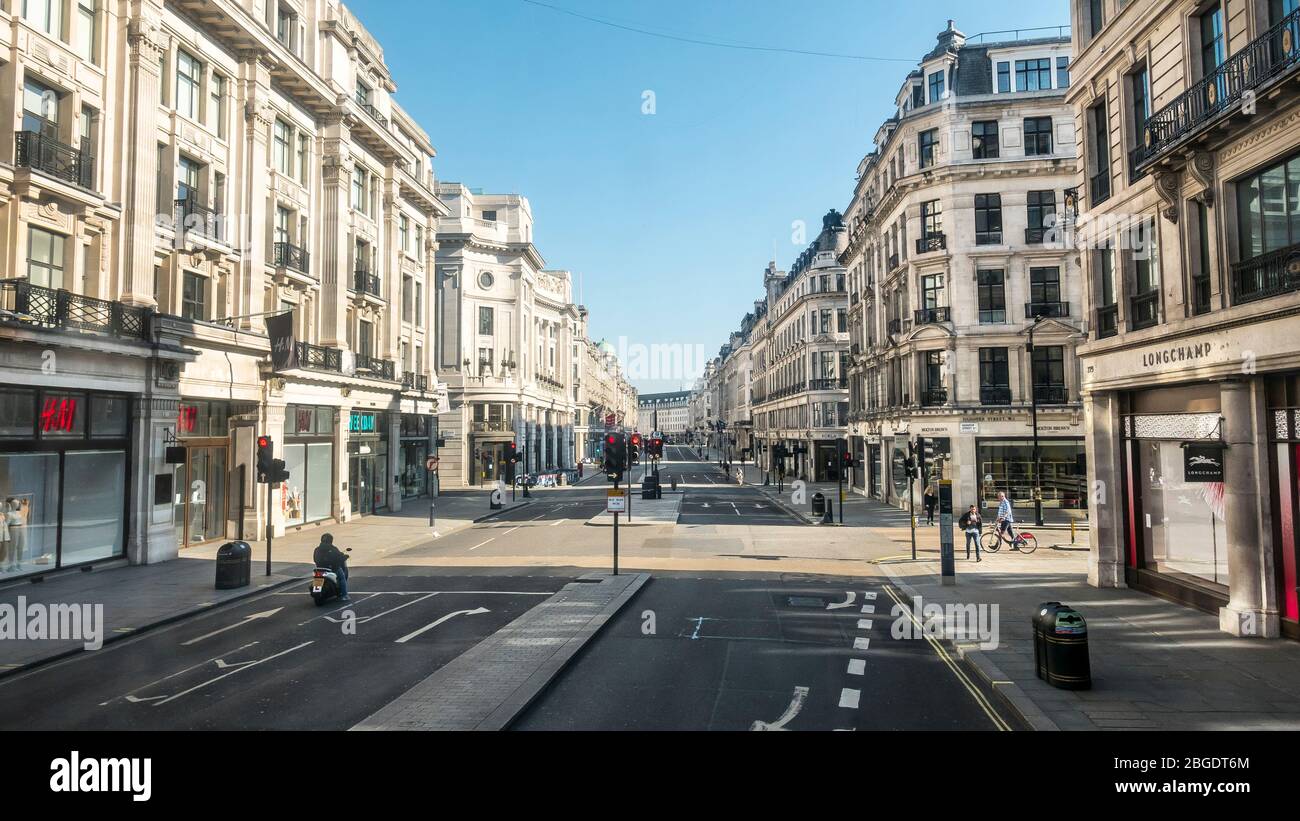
426,455 -> 439,472
607,489 -> 627,513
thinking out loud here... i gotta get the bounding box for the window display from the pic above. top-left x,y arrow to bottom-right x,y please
0,454 -> 60,579
1137,440 -> 1229,587
62,450 -> 126,565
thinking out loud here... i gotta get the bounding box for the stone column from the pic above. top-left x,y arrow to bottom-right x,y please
119,4 -> 168,307
1085,391 -> 1127,589
128,394 -> 180,566
387,412 -> 402,513
236,51 -> 274,331
1219,379 -> 1280,637
319,115 -> 351,347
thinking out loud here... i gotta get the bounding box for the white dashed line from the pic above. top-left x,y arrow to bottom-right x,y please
861,604 -> 876,614
864,592 -> 878,600
857,619 -> 874,630
838,688 -> 861,709
469,539 -> 494,551
847,659 -> 866,676
853,637 -> 871,651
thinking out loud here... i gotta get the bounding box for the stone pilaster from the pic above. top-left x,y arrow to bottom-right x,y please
236,51 -> 276,331
1085,391 -> 1127,589
319,114 -> 351,347
119,2 -> 168,307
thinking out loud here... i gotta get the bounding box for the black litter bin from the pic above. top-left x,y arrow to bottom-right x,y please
642,474 -> 660,500
215,541 -> 252,590
811,493 -> 826,517
1033,601 -> 1091,690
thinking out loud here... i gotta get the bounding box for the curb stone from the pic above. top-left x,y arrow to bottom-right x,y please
880,565 -> 1060,732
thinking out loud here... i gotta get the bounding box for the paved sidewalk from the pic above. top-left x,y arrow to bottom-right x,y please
352,571 -> 650,730
881,552 -> 1300,730
0,489 -> 523,675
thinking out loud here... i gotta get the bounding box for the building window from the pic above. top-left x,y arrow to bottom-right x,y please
1029,267 -> 1062,313
1057,56 -> 1070,89
1129,65 -> 1150,163
921,273 -> 945,309
22,0 -> 64,38
1024,117 -> 1053,156
911,84 -> 924,110
26,226 -> 65,290
996,61 -> 1011,93
974,193 -> 1002,245
1088,0 -> 1104,38
1027,190 -> 1056,239
1089,101 -> 1111,204
351,166 -> 366,214
1194,201 -> 1213,315
978,270 -> 1006,324
176,50 -> 201,119
76,0 -> 97,64
22,78 -> 59,137
297,134 -> 310,183
1015,58 -> 1052,91
1131,218 -> 1160,328
979,348 -> 1010,405
415,282 -> 424,328
928,70 -> 945,104
402,275 -> 414,323
920,199 -> 942,239
972,121 -> 999,159
1236,152 -> 1300,260
1200,3 -> 1226,76
1031,346 -> 1066,402
478,306 -> 494,336
357,320 -> 374,358
276,4 -> 298,53
208,73 -> 226,138
482,210 -> 498,222
918,129 -> 937,169
273,119 -> 293,175
181,271 -> 206,320
399,214 -> 409,254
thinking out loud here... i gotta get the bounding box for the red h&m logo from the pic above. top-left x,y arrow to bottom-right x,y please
40,396 -> 78,433
178,405 -> 198,433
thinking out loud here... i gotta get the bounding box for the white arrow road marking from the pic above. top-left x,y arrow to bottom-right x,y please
827,592 -> 857,610
181,608 -> 284,646
750,686 -> 810,731
847,659 -> 866,676
701,503 -> 711,509
101,642 -> 260,706
839,688 -> 861,709
394,607 -> 491,644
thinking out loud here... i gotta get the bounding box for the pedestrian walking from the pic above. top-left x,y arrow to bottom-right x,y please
923,484 -> 938,525
959,504 -> 982,561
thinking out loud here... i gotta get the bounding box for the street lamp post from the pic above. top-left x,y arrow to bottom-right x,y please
1028,315 -> 1046,528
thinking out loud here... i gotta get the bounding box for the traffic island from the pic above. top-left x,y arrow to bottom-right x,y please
351,571 -> 651,731
583,494 -> 682,527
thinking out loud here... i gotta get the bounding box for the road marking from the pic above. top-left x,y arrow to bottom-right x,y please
100,642 -> 261,706
731,503 -> 740,515
882,584 -> 1011,731
864,591 -> 878,600
827,592 -> 857,610
847,659 -> 866,676
853,637 -> 871,651
323,592 -> 438,624
153,642 -> 314,705
750,686 -> 809,731
861,604 -> 876,614
469,538 -> 495,551
549,519 -> 564,526
857,619 -> 874,630
394,607 -> 491,644
181,608 -> 284,646
839,688 -> 861,709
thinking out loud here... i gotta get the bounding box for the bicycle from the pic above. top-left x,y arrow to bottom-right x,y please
981,521 -> 1038,554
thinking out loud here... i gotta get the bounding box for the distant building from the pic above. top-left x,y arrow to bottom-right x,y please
637,391 -> 691,438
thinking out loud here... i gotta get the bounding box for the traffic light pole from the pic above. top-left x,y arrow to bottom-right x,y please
265,479 -> 273,577
612,476 -> 620,577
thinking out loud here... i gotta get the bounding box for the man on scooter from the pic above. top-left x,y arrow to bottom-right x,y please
312,533 -> 351,602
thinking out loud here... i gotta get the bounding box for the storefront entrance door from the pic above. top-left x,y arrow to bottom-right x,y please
175,444 -> 228,548
349,455 -> 373,517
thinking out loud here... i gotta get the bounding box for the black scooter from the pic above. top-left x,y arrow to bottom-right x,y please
309,548 -> 352,606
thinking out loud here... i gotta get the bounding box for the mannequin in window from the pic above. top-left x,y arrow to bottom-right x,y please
4,499 -> 25,571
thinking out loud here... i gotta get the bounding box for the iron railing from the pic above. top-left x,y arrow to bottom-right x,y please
15,131 -> 94,189
1139,7 -> 1300,169
353,268 -> 382,297
1025,228 -> 1048,245
887,318 -> 902,335
916,234 -> 946,254
1130,291 -> 1159,330
176,196 -> 223,242
295,341 -> 342,372
1026,301 -> 1069,319
354,354 -> 395,380
1096,304 -> 1119,339
1090,169 -> 1111,206
1231,242 -> 1300,305
0,279 -> 152,341
1193,276 -> 1213,314
921,387 -> 948,406
914,307 -> 950,324
980,386 -> 1012,406
402,372 -> 430,391
273,242 -> 311,275
356,100 -> 389,129
808,377 -> 848,391
1033,385 -> 1069,405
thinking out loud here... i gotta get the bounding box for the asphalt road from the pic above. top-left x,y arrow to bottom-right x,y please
0,569 -> 568,730
514,572 -> 1012,731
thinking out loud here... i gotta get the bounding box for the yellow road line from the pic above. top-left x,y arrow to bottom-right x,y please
882,583 -> 1012,732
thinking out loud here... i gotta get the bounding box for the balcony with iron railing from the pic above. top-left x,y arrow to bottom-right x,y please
354,354 -> 395,381
1231,241 -> 1300,305
808,377 -> 848,391
15,131 -> 95,190
355,99 -> 390,129
1090,169 -> 1111,207
980,386 -> 1012,406
273,242 -> 311,275
1025,301 -> 1069,319
1033,385 -> 1069,405
887,318 -> 902,336
1025,227 -> 1049,245
176,196 -> 224,242
536,372 -> 564,391
0,279 -> 152,341
471,419 -> 513,433
1138,7 -> 1300,171
915,234 -> 946,254
1130,291 -> 1159,330
914,307 -> 950,325
402,372 -> 431,392
888,253 -> 901,272
295,341 -> 342,372
352,267 -> 382,298
1096,304 -> 1119,339
921,387 -> 948,407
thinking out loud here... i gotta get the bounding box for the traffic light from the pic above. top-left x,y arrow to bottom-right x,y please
257,436 -> 274,484
506,441 -> 519,464
916,436 -> 928,481
650,437 -> 663,458
604,433 -> 626,479
630,433 -> 642,453
842,448 -> 854,469
905,439 -> 917,475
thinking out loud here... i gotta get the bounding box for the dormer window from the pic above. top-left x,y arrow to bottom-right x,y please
928,70 -> 945,104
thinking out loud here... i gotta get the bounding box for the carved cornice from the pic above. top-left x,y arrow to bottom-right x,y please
1153,170 -> 1181,224
1187,151 -> 1215,206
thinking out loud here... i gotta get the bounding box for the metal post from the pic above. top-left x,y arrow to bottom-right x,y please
265,480 -> 273,577
613,477 -> 619,576
1029,318 -> 1044,528
429,501 -> 436,529
939,480 -> 955,585
909,444 -> 917,562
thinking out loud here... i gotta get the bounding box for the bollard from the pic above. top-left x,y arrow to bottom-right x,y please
429,501 -> 436,528
1070,518 -> 1077,544
822,498 -> 834,525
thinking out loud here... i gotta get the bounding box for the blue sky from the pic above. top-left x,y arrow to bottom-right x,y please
349,0 -> 1070,392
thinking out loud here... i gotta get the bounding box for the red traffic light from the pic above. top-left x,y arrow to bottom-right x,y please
257,436 -> 270,448
607,435 -> 616,445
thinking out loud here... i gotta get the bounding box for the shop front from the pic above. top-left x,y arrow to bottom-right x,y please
347,411 -> 389,517
284,405 -> 336,527
398,413 -> 434,499
1266,374 -> 1300,639
172,399 -> 240,548
0,388 -> 132,581
976,438 -> 1088,515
